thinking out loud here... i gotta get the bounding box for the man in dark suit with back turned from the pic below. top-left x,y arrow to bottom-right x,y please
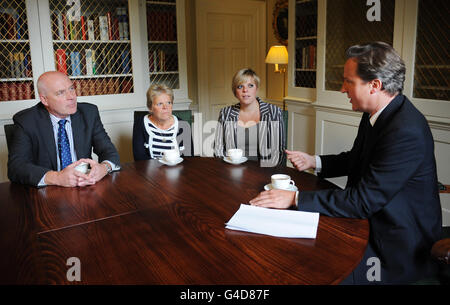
250,42 -> 442,284
8,71 -> 120,187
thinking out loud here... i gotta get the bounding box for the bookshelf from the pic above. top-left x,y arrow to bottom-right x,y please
0,0 -> 35,101
48,0 -> 133,96
294,0 -> 317,89
146,0 -> 179,89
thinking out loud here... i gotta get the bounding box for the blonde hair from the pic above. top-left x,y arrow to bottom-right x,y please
231,68 -> 260,96
146,84 -> 174,109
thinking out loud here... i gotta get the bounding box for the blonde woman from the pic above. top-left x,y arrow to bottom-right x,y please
214,68 -> 286,167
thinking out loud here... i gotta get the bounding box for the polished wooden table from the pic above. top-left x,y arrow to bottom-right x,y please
0,157 -> 368,285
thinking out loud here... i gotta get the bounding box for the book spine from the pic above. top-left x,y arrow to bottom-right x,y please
99,16 -> 109,41
70,52 -> 81,76
57,13 -> 64,40
106,12 -> 113,40
14,53 -> 21,77
113,16 -> 119,40
85,49 -> 93,75
8,52 -> 15,78
116,8 -> 123,40
15,13 -> 22,39
122,8 -> 129,40
87,19 -> 95,40
24,81 -> 32,100
0,83 -> 9,101
56,49 -> 67,74
81,16 -> 86,40
121,50 -> 130,74
18,52 -> 26,78
63,14 -> 69,40
9,82 -> 17,100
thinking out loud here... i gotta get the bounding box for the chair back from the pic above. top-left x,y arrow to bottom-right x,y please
282,110 -> 288,146
4,124 -> 17,151
134,110 -> 192,126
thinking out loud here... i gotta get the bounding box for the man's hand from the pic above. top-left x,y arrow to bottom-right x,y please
45,159 -> 92,187
286,150 -> 316,172
249,189 -> 297,209
82,159 -> 110,186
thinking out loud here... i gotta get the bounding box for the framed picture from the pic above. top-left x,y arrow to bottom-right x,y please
272,0 -> 288,46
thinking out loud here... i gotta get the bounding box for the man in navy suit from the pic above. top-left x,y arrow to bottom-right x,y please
250,42 -> 442,284
8,71 -> 120,187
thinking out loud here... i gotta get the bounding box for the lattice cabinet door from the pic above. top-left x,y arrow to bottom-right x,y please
294,0 -> 317,89
324,0 -> 395,92
48,0 -> 133,96
146,0 -> 179,89
413,0 -> 449,101
0,0 -> 35,102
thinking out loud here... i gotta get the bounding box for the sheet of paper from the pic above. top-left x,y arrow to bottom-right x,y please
225,204 -> 319,238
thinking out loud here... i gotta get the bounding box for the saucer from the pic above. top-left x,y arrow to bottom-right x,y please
223,156 -> 248,165
158,157 -> 183,166
264,184 -> 298,191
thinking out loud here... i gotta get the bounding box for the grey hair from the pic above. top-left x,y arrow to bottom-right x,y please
346,42 -> 405,96
146,83 -> 174,109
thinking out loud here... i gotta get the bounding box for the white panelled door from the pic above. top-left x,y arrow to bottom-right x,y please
195,0 -> 265,155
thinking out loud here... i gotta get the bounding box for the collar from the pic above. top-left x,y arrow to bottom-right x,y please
49,113 -> 71,126
369,104 -> 388,126
230,97 -> 268,118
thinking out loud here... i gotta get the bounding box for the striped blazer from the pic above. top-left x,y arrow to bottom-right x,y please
214,98 -> 286,167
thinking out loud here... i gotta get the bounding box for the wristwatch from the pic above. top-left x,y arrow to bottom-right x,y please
102,162 -> 112,174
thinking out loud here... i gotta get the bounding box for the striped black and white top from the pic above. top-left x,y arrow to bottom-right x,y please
214,98 -> 286,167
143,115 -> 180,159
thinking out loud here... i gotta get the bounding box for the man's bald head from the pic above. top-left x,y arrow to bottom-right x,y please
37,71 -> 70,96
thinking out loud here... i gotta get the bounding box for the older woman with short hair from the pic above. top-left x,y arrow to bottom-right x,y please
214,68 -> 286,167
133,84 -> 190,160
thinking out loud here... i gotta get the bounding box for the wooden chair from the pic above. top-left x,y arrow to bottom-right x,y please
133,110 -> 192,126
3,124 -> 17,151
427,183 -> 450,284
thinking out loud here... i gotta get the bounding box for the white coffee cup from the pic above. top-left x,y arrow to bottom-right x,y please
227,148 -> 243,162
74,162 -> 89,174
271,174 -> 295,190
164,149 -> 180,163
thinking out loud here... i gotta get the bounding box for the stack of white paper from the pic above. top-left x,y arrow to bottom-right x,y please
225,204 -> 320,238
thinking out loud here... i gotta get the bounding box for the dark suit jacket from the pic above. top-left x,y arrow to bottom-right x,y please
299,94 -> 442,284
7,102 -> 120,186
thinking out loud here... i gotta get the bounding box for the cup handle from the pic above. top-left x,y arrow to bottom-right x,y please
290,180 -> 295,186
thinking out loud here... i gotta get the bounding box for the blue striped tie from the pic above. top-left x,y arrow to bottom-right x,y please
58,119 -> 72,170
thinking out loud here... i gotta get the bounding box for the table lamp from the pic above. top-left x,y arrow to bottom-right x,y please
265,45 -> 288,110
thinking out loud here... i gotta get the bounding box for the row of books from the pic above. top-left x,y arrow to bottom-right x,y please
297,45 -> 316,70
149,49 -> 178,72
0,78 -> 133,101
52,8 -> 129,41
0,11 -> 28,40
71,78 -> 133,96
2,52 -> 32,79
0,81 -> 34,101
55,48 -> 131,76
147,10 -> 177,41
